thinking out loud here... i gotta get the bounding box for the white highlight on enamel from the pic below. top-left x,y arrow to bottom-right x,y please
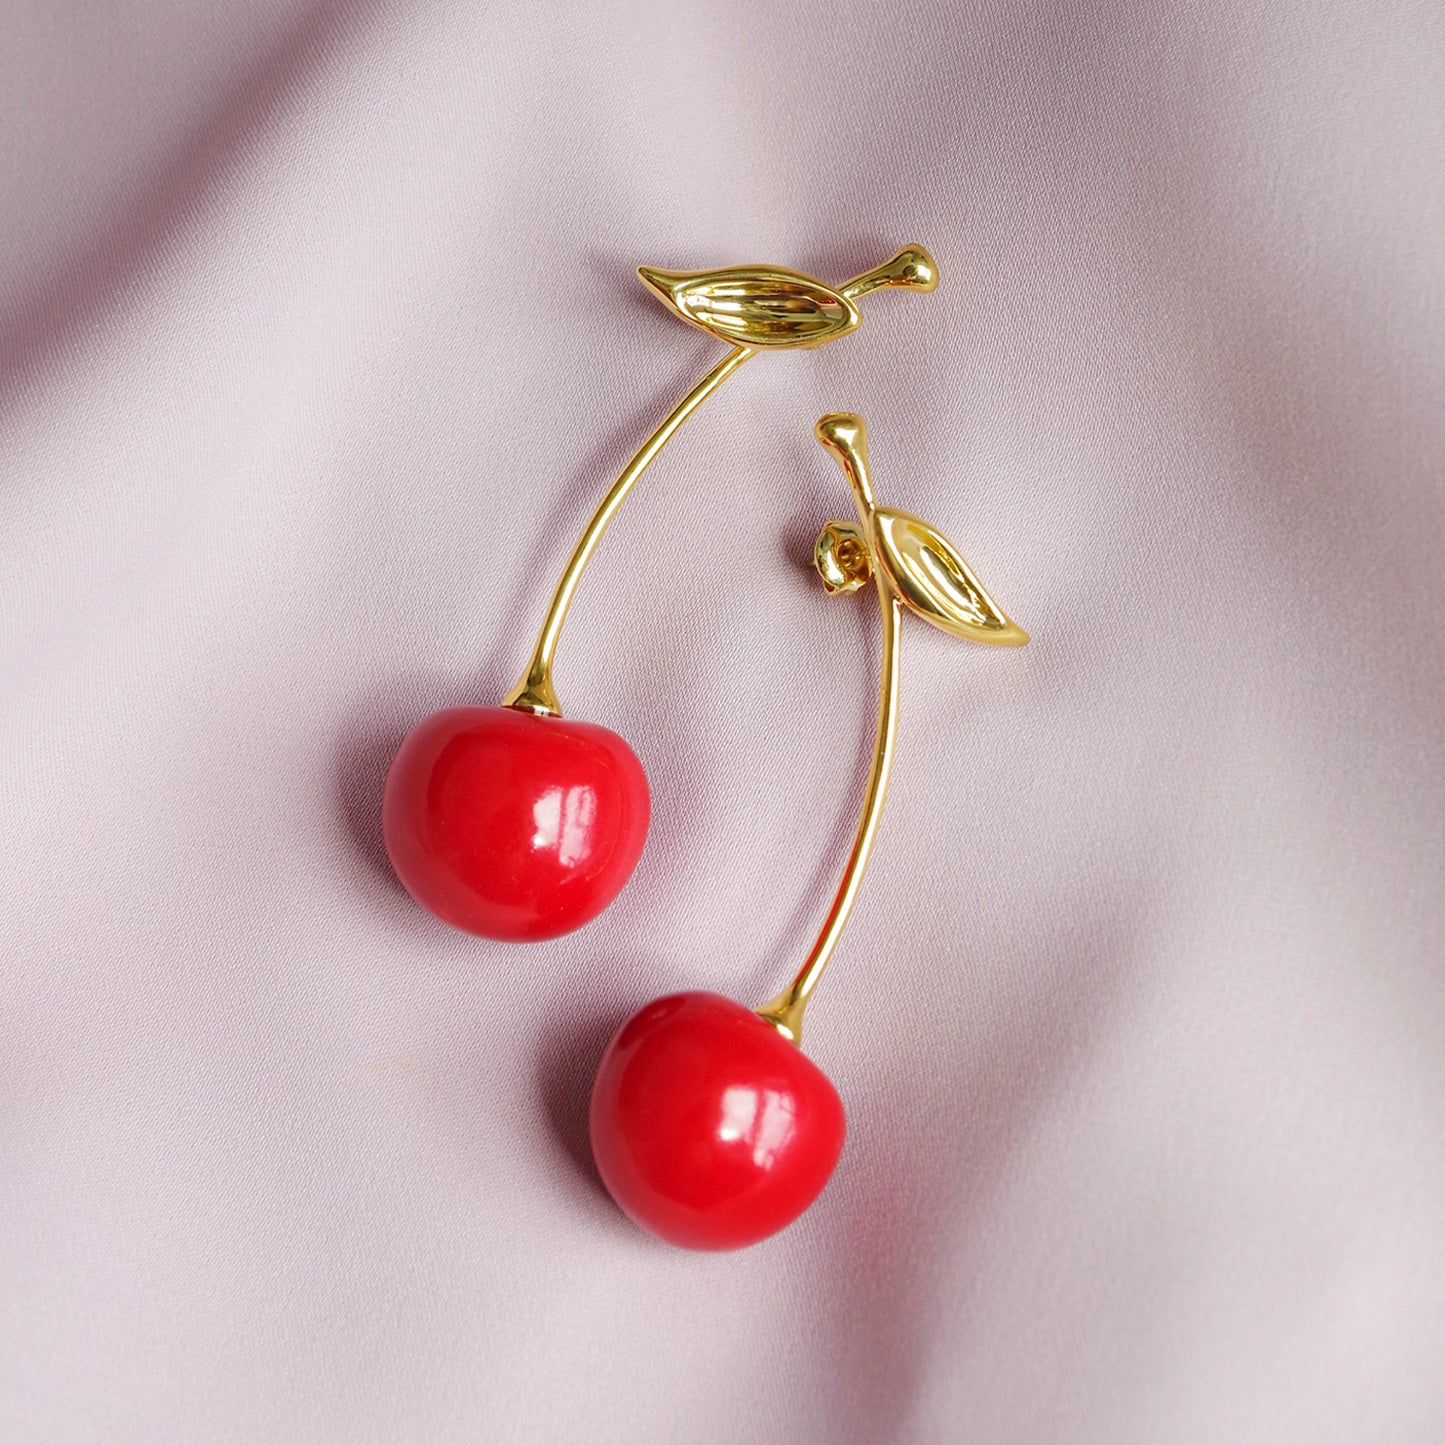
718,1086 -> 798,1167
531,786 -> 598,865
718,1087 -> 756,1143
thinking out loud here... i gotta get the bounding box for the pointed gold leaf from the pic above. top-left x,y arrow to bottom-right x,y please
637,264 -> 861,349
872,508 -> 1029,645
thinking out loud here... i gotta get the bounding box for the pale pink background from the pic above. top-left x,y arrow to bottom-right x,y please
2,2 -> 1443,1441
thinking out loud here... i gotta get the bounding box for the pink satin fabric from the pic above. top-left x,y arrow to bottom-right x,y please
3,2 -> 1442,1440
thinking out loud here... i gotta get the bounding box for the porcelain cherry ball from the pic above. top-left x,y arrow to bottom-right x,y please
382,706 -> 650,941
589,992 -> 846,1249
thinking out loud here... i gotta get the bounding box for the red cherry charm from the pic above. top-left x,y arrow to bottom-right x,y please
589,992 -> 846,1249
382,706 -> 649,941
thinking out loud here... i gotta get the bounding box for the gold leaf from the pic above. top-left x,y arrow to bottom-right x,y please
637,264 -> 861,349
872,509 -> 1029,645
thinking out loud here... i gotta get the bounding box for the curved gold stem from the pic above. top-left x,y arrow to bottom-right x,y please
503,345 -> 753,716
757,409 -> 1027,1043
757,585 -> 902,1045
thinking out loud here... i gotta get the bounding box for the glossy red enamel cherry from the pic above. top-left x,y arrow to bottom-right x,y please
589,992 -> 846,1249
382,706 -> 649,941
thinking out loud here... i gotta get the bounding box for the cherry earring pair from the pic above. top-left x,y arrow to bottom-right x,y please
381,247 -> 1029,1249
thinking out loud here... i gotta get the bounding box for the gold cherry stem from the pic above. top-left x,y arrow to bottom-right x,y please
502,344 -> 753,716
756,580 -> 902,1045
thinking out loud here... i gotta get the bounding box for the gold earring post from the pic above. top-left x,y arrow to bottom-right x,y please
757,414 -> 1029,1045
502,248 -> 939,718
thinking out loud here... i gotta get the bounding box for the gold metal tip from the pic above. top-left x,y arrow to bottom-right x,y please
814,412 -> 867,455
890,244 -> 939,291
814,414 -> 875,511
635,265 -> 678,298
841,244 -> 939,300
